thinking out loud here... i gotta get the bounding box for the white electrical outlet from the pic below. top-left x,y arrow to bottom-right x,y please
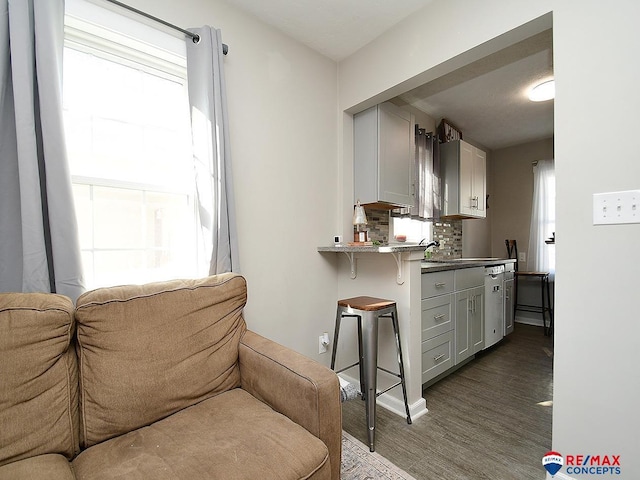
593,190 -> 640,225
518,251 -> 526,263
318,332 -> 330,354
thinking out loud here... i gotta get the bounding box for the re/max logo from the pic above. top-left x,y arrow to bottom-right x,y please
566,455 -> 621,466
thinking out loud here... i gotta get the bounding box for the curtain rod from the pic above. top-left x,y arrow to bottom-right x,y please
103,0 -> 229,55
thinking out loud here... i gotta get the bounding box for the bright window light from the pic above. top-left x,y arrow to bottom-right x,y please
63,10 -> 201,290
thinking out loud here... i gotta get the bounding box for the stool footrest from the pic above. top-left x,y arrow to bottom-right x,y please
515,304 -> 552,312
377,366 -> 401,378
335,362 -> 360,374
376,381 -> 402,397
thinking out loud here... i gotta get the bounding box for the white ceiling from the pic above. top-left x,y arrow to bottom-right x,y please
223,0 -> 435,61
224,0 -> 554,151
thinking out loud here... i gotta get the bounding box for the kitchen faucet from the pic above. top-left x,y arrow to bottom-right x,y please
419,239 -> 440,249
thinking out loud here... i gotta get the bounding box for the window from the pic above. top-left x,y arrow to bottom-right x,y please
63,4 -> 200,289
528,159 -> 555,277
392,216 -> 432,243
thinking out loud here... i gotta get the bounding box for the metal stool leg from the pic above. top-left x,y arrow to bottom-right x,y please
330,308 -> 341,370
390,307 -> 412,425
513,274 -> 519,319
361,311 -> 379,452
540,275 -> 548,336
356,317 -> 366,400
545,275 -> 554,336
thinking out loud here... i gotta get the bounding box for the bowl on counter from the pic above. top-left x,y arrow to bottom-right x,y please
394,234 -> 407,242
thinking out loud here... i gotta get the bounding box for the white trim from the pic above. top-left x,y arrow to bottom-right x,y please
515,316 -> 545,327
65,0 -> 187,56
338,373 -> 429,421
64,22 -> 186,79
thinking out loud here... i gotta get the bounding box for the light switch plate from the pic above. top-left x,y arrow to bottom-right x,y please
593,190 -> 640,225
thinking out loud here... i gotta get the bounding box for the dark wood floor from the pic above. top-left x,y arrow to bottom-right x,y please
341,324 -> 554,480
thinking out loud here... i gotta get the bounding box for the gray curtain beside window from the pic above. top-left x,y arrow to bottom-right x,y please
186,27 -> 239,275
0,0 -> 84,300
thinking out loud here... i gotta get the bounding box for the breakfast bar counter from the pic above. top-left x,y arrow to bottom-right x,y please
317,244 -> 427,253
318,243 -> 428,421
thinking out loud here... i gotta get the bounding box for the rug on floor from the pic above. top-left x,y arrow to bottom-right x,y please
341,431 -> 417,480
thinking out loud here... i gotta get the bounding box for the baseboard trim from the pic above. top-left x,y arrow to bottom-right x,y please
338,373 -> 428,421
515,316 -> 544,327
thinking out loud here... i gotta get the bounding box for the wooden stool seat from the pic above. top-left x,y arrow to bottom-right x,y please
515,271 -> 548,277
337,296 -> 395,311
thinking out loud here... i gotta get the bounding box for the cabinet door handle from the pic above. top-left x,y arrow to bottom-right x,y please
435,282 -> 447,288
468,297 -> 473,312
434,353 -> 445,362
433,313 -> 446,321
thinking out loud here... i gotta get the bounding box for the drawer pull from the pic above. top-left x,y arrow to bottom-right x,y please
433,313 -> 446,321
434,353 -> 446,362
435,282 -> 447,288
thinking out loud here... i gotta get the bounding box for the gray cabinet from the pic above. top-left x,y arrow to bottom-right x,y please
422,267 -> 484,384
354,102 -> 415,207
470,286 -> 485,353
440,140 -> 486,218
454,268 -> 484,363
420,270 -> 454,383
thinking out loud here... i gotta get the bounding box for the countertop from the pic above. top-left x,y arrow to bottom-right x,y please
421,258 -> 516,273
317,244 -> 427,253
317,245 -> 516,273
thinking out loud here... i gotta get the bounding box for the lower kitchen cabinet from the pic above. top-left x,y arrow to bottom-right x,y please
422,266 -> 485,386
471,286 -> 485,353
421,293 -> 453,340
455,285 -> 484,363
421,330 -> 454,383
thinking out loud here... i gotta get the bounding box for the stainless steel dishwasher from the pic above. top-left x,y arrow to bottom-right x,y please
484,265 -> 505,348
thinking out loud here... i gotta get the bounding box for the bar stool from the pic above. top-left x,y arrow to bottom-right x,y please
330,296 -> 411,452
506,240 -> 554,336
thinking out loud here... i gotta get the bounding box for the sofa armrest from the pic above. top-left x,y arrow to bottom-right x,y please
239,330 -> 341,480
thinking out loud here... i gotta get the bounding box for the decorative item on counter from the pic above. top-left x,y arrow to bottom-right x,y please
352,200 -> 368,243
394,234 -> 406,242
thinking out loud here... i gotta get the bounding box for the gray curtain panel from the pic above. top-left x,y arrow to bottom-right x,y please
0,0 -> 84,300
186,27 -> 239,275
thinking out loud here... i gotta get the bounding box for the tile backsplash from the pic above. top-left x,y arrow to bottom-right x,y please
362,209 -> 390,243
359,209 -> 463,260
431,219 -> 463,259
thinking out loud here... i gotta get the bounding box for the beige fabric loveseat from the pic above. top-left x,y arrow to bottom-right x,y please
0,273 -> 341,480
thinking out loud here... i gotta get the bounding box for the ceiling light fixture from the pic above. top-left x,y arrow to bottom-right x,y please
529,79 -> 555,102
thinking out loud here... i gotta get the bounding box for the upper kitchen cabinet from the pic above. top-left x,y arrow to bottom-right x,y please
440,139 -> 486,218
354,102 -> 415,207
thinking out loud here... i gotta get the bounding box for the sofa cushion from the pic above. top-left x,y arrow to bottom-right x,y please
0,294 -> 79,467
71,388 -> 331,480
74,274 -> 247,447
0,454 -> 75,480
